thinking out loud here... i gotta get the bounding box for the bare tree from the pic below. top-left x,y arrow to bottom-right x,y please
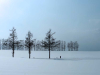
2,39 -> 7,50
17,40 -> 24,50
25,31 -> 34,59
16,40 -> 21,50
67,43 -> 70,51
8,27 -> 17,57
75,41 -> 79,51
58,40 -> 61,51
41,40 -> 44,51
70,41 -> 73,51
61,41 -> 64,51
33,39 -> 36,51
2,39 -> 11,50
41,29 -> 60,59
36,40 -> 39,51
64,41 -> 66,51
36,40 -> 41,51
73,42 -> 76,51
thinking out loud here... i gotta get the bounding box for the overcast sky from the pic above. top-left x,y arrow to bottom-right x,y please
0,0 -> 100,51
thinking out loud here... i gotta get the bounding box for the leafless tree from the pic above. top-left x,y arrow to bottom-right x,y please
61,41 -> 64,51
2,39 -> 11,50
58,40 -> 61,51
73,42 -> 76,51
64,41 -> 66,51
36,40 -> 39,51
15,40 -> 20,50
25,31 -> 34,59
8,27 -> 17,57
67,43 -> 70,51
33,39 -> 36,51
17,40 -> 24,50
70,41 -> 73,51
75,41 -> 79,51
67,41 -> 79,51
41,29 -> 60,59
41,40 -> 44,51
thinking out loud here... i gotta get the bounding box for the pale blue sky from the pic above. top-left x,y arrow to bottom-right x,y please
0,0 -> 100,51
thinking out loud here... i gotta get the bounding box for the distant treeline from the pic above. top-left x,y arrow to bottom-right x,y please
0,39 -> 67,51
67,41 -> 79,51
0,39 -> 79,51
0,27 -> 79,58
0,30 -> 79,51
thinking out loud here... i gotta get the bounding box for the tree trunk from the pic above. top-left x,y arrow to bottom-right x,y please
49,35 -> 50,59
49,47 -> 50,59
29,47 -> 30,59
12,49 -> 14,57
29,53 -> 30,59
13,33 -> 14,57
12,43 -> 14,57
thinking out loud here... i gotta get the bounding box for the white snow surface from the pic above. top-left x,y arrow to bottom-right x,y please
0,50 -> 100,75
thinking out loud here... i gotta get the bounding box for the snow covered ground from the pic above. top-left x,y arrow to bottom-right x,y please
0,50 -> 100,75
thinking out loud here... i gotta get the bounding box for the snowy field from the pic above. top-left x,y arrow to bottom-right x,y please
0,50 -> 100,75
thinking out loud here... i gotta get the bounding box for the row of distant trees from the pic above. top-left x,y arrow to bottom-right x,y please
1,40 -> 79,51
0,39 -> 66,51
67,41 -> 79,51
0,27 -> 79,59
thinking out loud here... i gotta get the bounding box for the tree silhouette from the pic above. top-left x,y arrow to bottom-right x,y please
41,29 -> 60,59
2,39 -> 11,50
36,40 -> 41,51
15,40 -> 20,50
61,41 -> 63,51
25,31 -> 34,59
70,41 -> 73,51
16,40 -> 24,50
75,41 -> 79,51
73,42 -> 76,51
64,41 -> 66,51
67,41 -> 79,51
67,43 -> 70,51
58,40 -> 61,51
33,39 -> 36,51
8,27 -> 17,57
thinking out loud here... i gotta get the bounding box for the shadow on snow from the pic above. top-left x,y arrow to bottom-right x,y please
31,57 -> 100,61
